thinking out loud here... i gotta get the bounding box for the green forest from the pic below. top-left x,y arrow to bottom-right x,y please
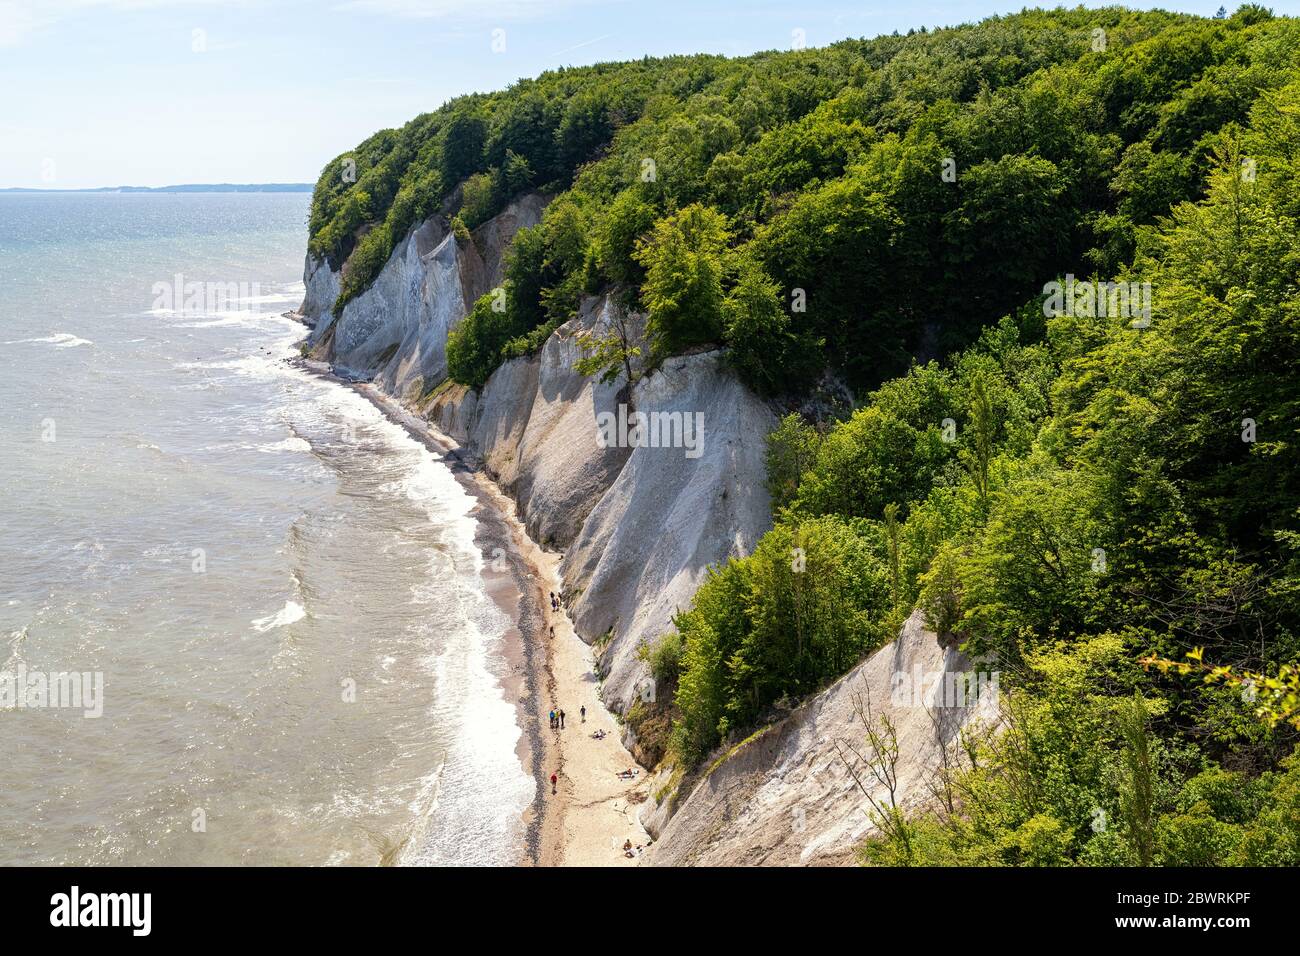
310,5 -> 1300,865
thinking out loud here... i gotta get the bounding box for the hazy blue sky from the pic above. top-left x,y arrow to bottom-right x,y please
2,1 -> 1295,189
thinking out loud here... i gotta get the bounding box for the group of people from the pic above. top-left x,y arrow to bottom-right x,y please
548,703 -> 588,730
621,838 -> 652,859
549,591 -> 561,613
549,708 -> 566,729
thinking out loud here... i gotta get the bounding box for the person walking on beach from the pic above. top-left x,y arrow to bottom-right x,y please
559,709 -> 566,729
580,705 -> 586,723
549,709 -> 556,729
550,772 -> 557,795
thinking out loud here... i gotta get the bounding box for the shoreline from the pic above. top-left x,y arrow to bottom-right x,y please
293,351 -> 651,866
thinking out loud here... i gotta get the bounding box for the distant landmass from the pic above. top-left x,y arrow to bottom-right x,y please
0,183 -> 313,193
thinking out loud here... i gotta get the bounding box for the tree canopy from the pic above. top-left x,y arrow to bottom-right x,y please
312,6 -> 1300,396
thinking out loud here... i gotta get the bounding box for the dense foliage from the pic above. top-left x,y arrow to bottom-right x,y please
663,61 -> 1300,864
313,5 -> 1294,395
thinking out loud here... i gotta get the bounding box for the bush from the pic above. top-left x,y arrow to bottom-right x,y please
635,204 -> 729,359
639,632 -> 684,688
764,413 -> 823,513
723,255 -> 824,395
459,172 -> 497,229
671,516 -> 891,765
446,293 -> 513,388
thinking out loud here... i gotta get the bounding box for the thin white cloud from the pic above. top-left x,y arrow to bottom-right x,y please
0,0 -> 606,45
550,31 -> 611,57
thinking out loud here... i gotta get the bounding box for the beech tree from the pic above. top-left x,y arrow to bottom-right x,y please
634,204 -> 729,359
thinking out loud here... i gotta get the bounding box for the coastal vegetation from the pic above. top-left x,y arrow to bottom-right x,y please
665,50 -> 1300,864
312,5 -> 1289,393
310,5 -> 1300,865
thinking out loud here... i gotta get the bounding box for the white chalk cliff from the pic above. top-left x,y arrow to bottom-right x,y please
300,196 -> 775,714
305,194 -> 548,403
640,610 -> 998,866
298,196 -> 985,865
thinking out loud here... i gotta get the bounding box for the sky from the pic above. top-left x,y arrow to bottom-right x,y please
2,0 -> 1296,189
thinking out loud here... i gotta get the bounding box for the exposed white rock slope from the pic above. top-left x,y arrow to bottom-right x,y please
301,255 -> 339,328
299,197 -> 774,711
559,347 -> 776,711
301,194 -> 546,403
641,611 -> 999,866
429,297 -> 776,709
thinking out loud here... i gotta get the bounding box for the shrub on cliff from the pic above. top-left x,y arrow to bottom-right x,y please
635,203 -> 729,360
670,516 -> 892,764
722,254 -> 823,396
446,294 -> 513,389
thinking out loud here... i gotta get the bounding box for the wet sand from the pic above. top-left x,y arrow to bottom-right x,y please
297,358 -> 650,865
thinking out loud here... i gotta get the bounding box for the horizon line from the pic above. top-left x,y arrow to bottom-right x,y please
0,183 -> 314,194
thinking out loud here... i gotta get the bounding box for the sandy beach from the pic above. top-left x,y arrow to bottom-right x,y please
308,366 -> 653,866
